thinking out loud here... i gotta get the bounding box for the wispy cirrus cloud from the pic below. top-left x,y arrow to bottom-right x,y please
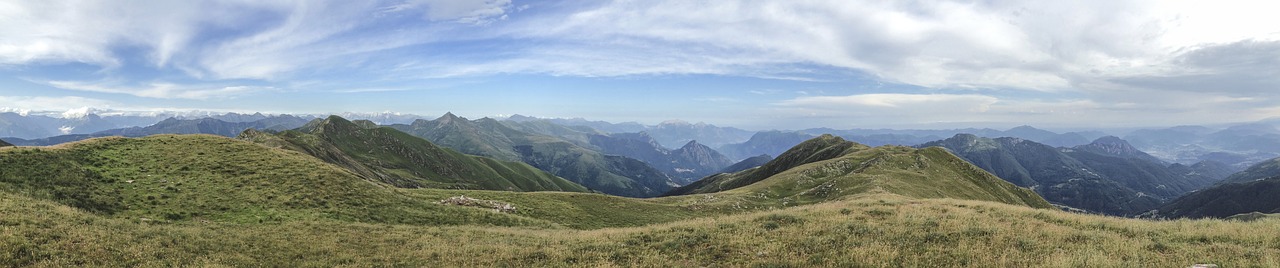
45,80 -> 271,100
2,0 -> 1280,129
0,96 -> 119,113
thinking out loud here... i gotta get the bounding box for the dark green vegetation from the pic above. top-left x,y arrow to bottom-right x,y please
921,134 -> 1227,215
237,115 -> 588,192
1156,176 -> 1280,219
1221,156 -> 1280,184
389,113 -> 676,197
1154,156 -> 1280,219
669,135 -> 1053,209
0,138 -> 10,147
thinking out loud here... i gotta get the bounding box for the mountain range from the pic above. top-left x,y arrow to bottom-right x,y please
716,130 -> 815,161
8,115 -> 1280,265
920,134 -> 1229,215
388,113 -> 676,197
1152,156 -> 1280,219
666,134 -> 1053,209
7,110 -> 1280,220
1154,176 -> 1280,219
3,116 -> 311,146
507,114 -> 754,148
238,116 -> 588,192
1125,123 -> 1280,169
584,132 -> 735,184
0,112 -> 172,139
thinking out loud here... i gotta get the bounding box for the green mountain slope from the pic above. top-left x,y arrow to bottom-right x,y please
719,154 -> 773,174
1070,136 -> 1166,164
1063,149 -> 1219,198
0,138 -> 10,147
920,134 -> 1226,215
0,134 -> 739,230
0,135 -> 553,226
1156,176 -> 1280,219
1220,156 -> 1280,184
237,115 -> 588,192
389,113 -> 675,197
667,135 -> 1052,209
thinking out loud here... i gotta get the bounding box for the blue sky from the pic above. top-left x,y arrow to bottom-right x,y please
2,0 -> 1279,130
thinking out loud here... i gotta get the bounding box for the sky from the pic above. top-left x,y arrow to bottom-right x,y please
1,0 -> 1279,130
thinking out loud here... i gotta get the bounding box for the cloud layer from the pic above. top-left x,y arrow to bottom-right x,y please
1,0 -> 1279,128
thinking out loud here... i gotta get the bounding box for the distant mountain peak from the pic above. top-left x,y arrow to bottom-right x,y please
1088,136 -> 1132,147
951,133 -> 980,140
1073,135 -> 1164,163
60,107 -> 97,119
658,119 -> 690,126
506,114 -> 538,122
436,112 -> 466,124
681,140 -> 702,148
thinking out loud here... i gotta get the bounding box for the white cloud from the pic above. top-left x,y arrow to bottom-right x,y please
421,0 -> 512,24
0,96 -> 118,113
46,80 -> 269,100
3,0 -> 1280,128
771,92 -> 1277,129
473,0 -> 1280,94
780,94 -> 998,109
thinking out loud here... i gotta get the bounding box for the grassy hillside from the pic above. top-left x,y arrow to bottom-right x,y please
237,115 -> 589,192
670,135 -> 1052,209
0,135 -> 563,226
0,134 -> 738,229
0,138 -> 9,147
4,191 -> 1278,267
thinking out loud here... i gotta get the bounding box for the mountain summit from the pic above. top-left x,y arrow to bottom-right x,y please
1072,136 -> 1164,163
